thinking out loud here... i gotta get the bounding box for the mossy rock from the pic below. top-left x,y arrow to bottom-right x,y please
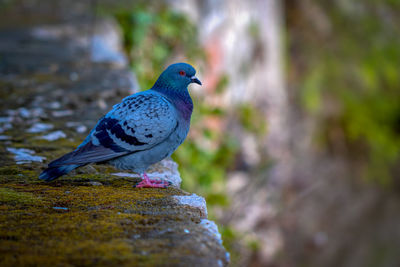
0,175 -> 226,266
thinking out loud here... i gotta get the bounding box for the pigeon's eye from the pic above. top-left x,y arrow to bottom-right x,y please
179,70 -> 186,76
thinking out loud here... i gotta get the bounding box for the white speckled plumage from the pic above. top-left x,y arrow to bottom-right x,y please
95,91 -> 179,152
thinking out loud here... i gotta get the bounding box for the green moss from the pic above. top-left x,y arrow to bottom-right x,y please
0,166 -> 22,175
0,177 -> 210,266
0,165 -> 41,183
0,188 -> 41,205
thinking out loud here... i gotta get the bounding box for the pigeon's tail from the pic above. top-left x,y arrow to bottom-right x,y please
39,164 -> 81,182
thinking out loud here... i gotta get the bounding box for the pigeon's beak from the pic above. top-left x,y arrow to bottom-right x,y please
191,76 -> 202,86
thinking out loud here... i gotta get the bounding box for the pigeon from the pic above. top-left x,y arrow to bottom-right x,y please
39,63 -> 201,188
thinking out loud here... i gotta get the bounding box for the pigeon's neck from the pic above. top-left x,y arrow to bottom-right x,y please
152,83 -> 193,121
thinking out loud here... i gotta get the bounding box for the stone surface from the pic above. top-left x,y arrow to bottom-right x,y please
0,5 -> 228,266
173,194 -> 208,218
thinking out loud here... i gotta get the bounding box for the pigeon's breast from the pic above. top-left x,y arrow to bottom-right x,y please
174,99 -> 193,122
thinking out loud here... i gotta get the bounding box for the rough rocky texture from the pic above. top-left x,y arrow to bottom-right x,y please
0,8 -> 228,266
0,181 -> 227,266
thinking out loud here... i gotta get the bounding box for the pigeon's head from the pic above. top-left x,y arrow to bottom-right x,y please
154,63 -> 202,90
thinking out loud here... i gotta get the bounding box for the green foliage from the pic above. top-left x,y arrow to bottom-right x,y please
219,226 -> 242,264
237,103 -> 267,136
294,1 -> 400,185
114,2 -> 203,89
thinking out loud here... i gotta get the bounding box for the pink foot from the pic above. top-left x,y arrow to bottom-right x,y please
135,173 -> 170,188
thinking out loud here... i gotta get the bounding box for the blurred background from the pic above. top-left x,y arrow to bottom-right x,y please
1,0 -> 400,266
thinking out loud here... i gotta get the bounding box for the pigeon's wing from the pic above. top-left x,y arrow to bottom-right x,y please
96,92 -> 179,151
48,141 -> 128,167
49,92 -> 178,167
